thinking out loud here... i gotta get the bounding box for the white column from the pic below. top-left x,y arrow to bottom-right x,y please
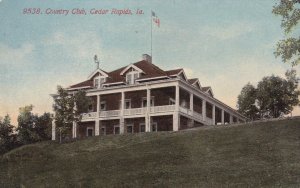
202,100 -> 206,122
120,118 -> 125,134
72,121 -> 77,138
120,92 -> 125,134
173,113 -> 179,131
145,88 -> 151,132
95,94 -> 100,136
51,117 -> 56,140
190,93 -> 193,113
95,120 -> 100,136
97,95 -> 100,117
221,109 -> 225,125
230,115 -> 233,124
212,105 -> 216,125
175,85 -> 180,111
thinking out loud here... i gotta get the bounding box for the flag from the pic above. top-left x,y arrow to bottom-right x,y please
153,17 -> 160,27
151,11 -> 160,27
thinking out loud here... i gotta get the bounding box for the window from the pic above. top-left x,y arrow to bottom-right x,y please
87,127 -> 94,137
151,123 -> 158,132
94,78 -> 99,88
125,99 -> 131,109
126,71 -> 139,84
100,101 -> 106,110
127,124 -> 133,133
88,104 -> 93,112
169,98 -> 175,105
139,123 -> 145,133
94,76 -> 106,88
100,127 -> 106,135
142,97 -> 154,107
114,126 -> 120,134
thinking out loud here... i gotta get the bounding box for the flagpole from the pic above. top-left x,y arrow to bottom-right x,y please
150,10 -> 153,58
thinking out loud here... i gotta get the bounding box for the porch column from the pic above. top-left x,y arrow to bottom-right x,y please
175,85 -> 179,111
145,88 -> 151,132
221,109 -> 225,125
190,93 -> 193,113
72,121 -> 77,138
230,115 -> 233,124
212,104 -> 216,125
97,95 -> 100,117
120,92 -> 125,134
95,94 -> 100,136
173,113 -> 179,131
202,100 -> 206,122
120,118 -> 125,134
51,116 -> 56,140
95,120 -> 100,136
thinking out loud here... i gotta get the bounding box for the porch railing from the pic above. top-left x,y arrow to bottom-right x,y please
150,105 -> 175,114
99,110 -> 120,118
81,112 -> 97,120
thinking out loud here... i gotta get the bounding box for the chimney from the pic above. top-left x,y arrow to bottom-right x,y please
142,54 -> 152,63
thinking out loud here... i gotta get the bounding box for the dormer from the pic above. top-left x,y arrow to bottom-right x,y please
202,86 -> 214,97
87,69 -> 109,88
120,64 -> 145,85
188,78 -> 202,90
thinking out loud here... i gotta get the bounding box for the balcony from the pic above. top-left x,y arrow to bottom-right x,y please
150,105 -> 175,114
124,108 -> 146,116
81,112 -> 97,120
100,110 -> 120,118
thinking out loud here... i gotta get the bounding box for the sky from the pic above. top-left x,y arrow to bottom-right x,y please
0,0 -> 299,125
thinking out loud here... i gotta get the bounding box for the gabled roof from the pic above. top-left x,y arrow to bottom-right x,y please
69,80 -> 93,89
202,86 -> 214,97
188,78 -> 201,89
87,68 -> 109,80
165,68 -> 183,76
120,64 -> 145,75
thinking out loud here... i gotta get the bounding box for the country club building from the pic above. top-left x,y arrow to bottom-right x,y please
51,54 -> 246,140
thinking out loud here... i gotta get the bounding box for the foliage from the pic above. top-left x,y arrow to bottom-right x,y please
238,70 -> 300,119
237,83 -> 259,120
17,105 -> 51,145
53,86 -> 91,137
0,115 -> 17,154
273,0 -> 300,65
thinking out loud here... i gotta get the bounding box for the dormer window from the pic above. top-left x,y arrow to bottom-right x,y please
126,71 -> 140,85
94,76 -> 106,88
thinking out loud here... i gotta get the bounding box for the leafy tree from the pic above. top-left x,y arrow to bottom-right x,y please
237,83 -> 259,120
273,0 -> 300,65
17,105 -> 38,144
53,86 -> 91,139
0,115 -> 17,154
17,105 -> 52,144
237,70 -> 300,119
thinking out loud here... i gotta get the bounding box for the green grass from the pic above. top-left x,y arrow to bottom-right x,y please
1,119 -> 300,187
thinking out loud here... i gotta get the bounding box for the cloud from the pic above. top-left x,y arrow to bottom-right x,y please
0,43 -> 35,67
201,22 -> 255,40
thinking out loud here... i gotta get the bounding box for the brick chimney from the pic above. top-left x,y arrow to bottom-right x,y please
142,54 -> 152,63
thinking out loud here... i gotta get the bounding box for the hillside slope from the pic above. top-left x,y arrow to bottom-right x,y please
1,119 -> 300,187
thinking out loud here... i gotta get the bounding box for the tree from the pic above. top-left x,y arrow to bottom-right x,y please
0,115 -> 17,154
17,105 -> 38,144
17,105 -> 52,144
53,86 -> 91,139
273,0 -> 300,66
237,70 -> 300,119
237,83 -> 260,120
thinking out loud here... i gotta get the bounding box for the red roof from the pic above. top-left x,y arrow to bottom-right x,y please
69,60 -> 205,91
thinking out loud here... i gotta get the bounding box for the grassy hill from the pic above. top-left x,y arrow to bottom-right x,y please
1,118 -> 300,187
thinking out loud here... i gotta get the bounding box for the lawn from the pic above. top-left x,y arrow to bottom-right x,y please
0,118 -> 300,187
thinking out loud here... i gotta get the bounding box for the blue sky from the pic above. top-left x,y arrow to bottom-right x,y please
0,0 -> 299,124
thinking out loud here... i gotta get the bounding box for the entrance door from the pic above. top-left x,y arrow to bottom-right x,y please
87,128 -> 93,137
